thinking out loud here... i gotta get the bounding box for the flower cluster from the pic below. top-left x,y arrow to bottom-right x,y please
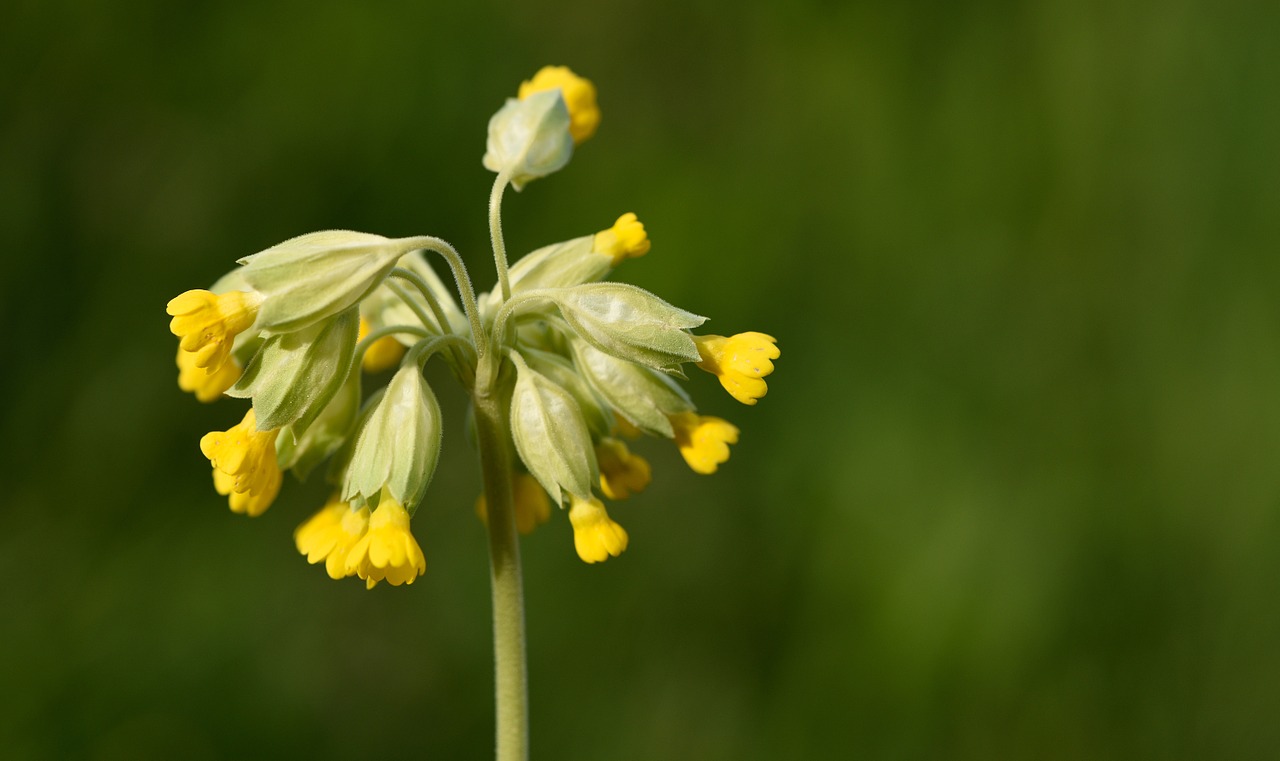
166,66 -> 779,587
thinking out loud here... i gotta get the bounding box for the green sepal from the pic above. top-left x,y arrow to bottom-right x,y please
325,387 -> 385,490
276,365 -> 361,481
522,348 -> 613,439
509,359 -> 596,504
342,364 -> 443,513
482,90 -> 574,191
549,283 -> 705,370
228,307 -> 359,435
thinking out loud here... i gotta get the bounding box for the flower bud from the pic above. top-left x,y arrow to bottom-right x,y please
342,364 -> 443,510
518,66 -> 599,144
482,90 -> 574,191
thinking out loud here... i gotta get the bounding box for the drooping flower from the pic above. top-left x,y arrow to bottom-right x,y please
358,317 -> 406,374
669,411 -> 739,474
592,213 -> 650,266
595,437 -> 651,500
200,407 -> 282,516
519,65 -> 600,144
345,492 -> 426,589
693,332 -> 779,406
477,473 -> 553,535
176,347 -> 241,403
295,496 -> 371,580
167,289 -> 261,374
568,495 -> 628,563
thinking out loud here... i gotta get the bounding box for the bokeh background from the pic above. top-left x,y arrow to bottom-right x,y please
3,0 -> 1279,758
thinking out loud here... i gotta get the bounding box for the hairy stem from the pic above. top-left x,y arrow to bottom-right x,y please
489,172 -> 513,303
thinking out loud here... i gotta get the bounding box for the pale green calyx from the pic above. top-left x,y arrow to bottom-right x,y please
522,348 -> 613,438
342,363 -> 443,511
548,283 -> 706,370
227,307 -> 359,435
509,358 -> 596,504
482,90 -> 574,191
571,340 -> 694,437
238,230 -> 432,334
276,366 -> 361,481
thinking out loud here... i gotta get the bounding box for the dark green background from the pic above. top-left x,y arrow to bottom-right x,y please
3,0 -> 1278,758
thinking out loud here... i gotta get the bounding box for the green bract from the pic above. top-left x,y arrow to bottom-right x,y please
509,360 -> 596,504
548,283 -> 706,370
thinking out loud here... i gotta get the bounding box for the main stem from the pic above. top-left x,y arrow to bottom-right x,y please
474,356 -> 528,761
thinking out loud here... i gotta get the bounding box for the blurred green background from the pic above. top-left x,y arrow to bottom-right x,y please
3,0 -> 1279,758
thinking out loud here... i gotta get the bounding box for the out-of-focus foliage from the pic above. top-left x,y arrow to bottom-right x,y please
2,0 -> 1278,759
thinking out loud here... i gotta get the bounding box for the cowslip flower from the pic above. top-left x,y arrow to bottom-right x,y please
518,65 -> 600,144
295,496 -> 371,580
357,317 -> 406,373
592,213 -> 650,265
167,289 -> 261,374
568,495 -> 628,563
595,438 -> 651,500
694,332 -> 780,405
669,411 -> 740,475
175,347 -> 241,403
344,492 -> 426,588
200,407 -> 282,516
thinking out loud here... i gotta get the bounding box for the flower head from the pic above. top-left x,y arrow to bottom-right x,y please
592,213 -> 651,266
693,332 -> 779,405
167,289 -> 261,374
669,411 -> 739,474
595,438 -> 652,500
200,408 -> 282,516
477,473 -> 552,535
295,496 -> 371,580
345,492 -> 426,588
358,317 -> 406,374
176,347 -> 241,403
568,495 -> 628,563
519,65 -> 600,144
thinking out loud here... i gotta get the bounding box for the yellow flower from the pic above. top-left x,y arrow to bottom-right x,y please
200,408 -> 282,516
595,438 -> 651,500
345,493 -> 426,589
568,495 -> 628,563
167,289 -> 261,374
694,332 -> 779,406
175,347 -> 241,403
592,213 -> 651,266
518,65 -> 600,144
476,473 -> 552,535
295,496 -> 371,580
357,317 -> 406,373
669,411 -> 739,474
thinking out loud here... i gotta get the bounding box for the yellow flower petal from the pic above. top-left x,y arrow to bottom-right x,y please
596,438 -> 652,500
693,332 -> 779,405
592,213 -> 651,266
475,473 -> 553,535
167,289 -> 261,374
295,496 -> 371,580
201,408 -> 282,516
669,411 -> 739,474
345,494 -> 426,588
358,317 -> 406,374
176,347 -> 241,403
568,496 -> 628,563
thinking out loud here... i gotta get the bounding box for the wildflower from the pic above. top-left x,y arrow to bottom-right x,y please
200,408 -> 282,516
595,438 -> 651,500
295,496 -> 371,580
167,289 -> 261,374
568,495 -> 628,563
345,492 -> 426,588
358,317 -> 406,374
693,332 -> 780,405
175,347 -> 241,403
669,411 -> 739,474
519,65 -> 600,144
592,213 -> 650,265
476,473 -> 553,535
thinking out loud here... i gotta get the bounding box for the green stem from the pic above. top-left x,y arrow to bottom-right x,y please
489,172 -> 513,304
389,267 -> 454,336
402,236 -> 487,354
473,359 -> 528,761
385,281 -> 442,334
